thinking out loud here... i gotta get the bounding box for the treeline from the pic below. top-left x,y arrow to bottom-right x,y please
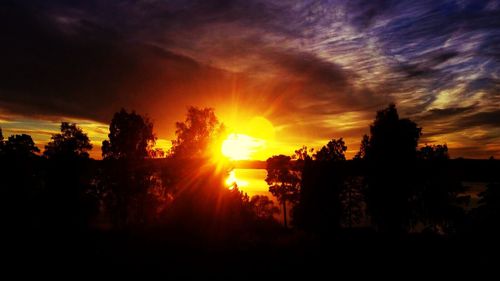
266,104 -> 500,238
0,104 -> 499,243
0,107 -> 280,243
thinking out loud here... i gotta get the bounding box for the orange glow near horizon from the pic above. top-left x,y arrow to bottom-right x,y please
221,133 -> 265,160
218,116 -> 276,161
225,169 -> 249,189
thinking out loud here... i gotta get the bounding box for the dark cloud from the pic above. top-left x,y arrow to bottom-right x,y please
459,110 -> 500,128
418,105 -> 478,121
0,1 -> 236,125
394,50 -> 459,79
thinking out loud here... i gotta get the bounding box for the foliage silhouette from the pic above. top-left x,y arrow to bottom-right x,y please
102,108 -> 156,160
293,138 -> 347,234
362,104 -> 422,233
2,105 -> 500,274
0,131 -> 43,234
365,103 -> 421,162
416,144 -> 465,233
314,138 -> 347,161
418,144 -> 449,161
265,155 -> 300,228
99,109 -> 158,227
3,134 -> 40,158
354,134 -> 369,160
44,122 -> 92,159
293,145 -> 314,161
170,106 -> 225,159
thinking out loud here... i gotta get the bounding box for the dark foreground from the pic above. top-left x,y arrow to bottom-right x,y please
3,227 -> 499,278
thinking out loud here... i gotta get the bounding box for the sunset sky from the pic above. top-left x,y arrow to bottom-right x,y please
1,0 -> 499,159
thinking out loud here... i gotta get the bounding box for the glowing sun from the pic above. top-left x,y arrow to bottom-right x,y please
220,116 -> 275,161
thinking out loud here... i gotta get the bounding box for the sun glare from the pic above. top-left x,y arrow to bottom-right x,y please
225,170 -> 248,189
222,133 -> 264,160
219,116 -> 276,161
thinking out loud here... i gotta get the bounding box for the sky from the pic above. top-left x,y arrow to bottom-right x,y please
1,0 -> 499,159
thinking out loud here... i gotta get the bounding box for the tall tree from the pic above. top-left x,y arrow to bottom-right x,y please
100,109 -> 157,227
0,133 -> 43,232
294,139 -> 347,233
417,144 -> 464,233
366,104 -> 421,162
265,155 -> 300,228
44,122 -> 92,159
170,106 -> 224,159
42,124 -> 95,229
102,109 -> 156,160
363,104 -> 422,233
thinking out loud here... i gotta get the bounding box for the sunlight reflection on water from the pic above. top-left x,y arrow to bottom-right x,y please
229,168 -> 270,198
227,169 -> 294,225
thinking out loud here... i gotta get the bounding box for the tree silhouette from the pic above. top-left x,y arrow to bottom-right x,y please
293,139 -> 347,234
3,134 -> 40,157
293,145 -> 314,161
44,122 -> 92,159
42,123 -> 95,230
314,138 -> 347,161
170,106 -> 224,159
418,144 -> 449,161
102,108 -> 156,160
291,145 -> 314,185
265,155 -> 300,228
366,104 -> 421,162
0,132 -> 43,234
100,109 -> 157,227
354,134 -> 369,160
363,104 -> 422,233
416,145 -> 464,233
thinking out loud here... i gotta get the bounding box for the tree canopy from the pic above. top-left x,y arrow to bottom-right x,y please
314,138 -> 347,161
266,154 -> 300,228
102,109 -> 156,160
2,134 -> 40,158
44,122 -> 92,159
363,104 -> 422,233
418,144 -> 449,161
170,106 -> 224,159
366,103 -> 421,162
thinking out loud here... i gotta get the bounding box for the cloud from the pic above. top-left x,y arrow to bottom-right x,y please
459,110 -> 500,128
1,0 -> 500,158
